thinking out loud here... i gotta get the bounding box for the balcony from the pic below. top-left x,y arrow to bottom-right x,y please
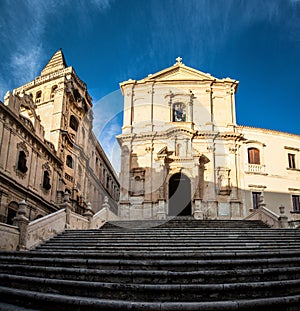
246,164 -> 267,175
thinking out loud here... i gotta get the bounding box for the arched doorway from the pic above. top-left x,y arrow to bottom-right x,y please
168,173 -> 191,216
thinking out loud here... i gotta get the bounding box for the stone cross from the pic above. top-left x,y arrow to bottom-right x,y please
176,57 -> 182,64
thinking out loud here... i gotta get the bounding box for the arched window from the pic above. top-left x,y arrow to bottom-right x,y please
248,148 -> 260,165
35,90 -> 42,103
69,115 -> 79,131
173,103 -> 186,122
50,85 -> 57,99
17,151 -> 28,173
66,155 -> 73,168
42,171 -> 51,190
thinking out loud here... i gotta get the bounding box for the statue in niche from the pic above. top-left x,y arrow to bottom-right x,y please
173,103 -> 186,122
217,168 -> 231,195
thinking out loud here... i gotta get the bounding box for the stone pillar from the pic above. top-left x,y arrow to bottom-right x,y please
102,196 -> 110,221
279,205 -> 288,229
13,200 -> 29,251
157,186 -> 166,220
84,202 -> 94,228
193,199 -> 203,220
157,200 -> 166,220
63,191 -> 72,229
258,194 -> 266,209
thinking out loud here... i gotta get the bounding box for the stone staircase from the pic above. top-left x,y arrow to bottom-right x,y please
0,218 -> 300,310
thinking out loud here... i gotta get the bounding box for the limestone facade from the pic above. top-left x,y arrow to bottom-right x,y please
117,58 -> 300,221
0,50 -> 119,225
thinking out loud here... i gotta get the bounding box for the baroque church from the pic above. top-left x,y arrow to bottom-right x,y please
117,57 -> 300,222
0,51 -> 300,228
0,50 -> 119,225
1,51 -> 300,310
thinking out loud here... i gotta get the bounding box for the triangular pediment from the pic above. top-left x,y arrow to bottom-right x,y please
145,64 -> 215,82
120,58 -> 238,91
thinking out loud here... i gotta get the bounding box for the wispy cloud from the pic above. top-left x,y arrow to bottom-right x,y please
0,0 -> 113,99
124,0 -> 300,73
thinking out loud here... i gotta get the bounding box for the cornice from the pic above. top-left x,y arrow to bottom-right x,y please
117,128 -> 244,142
238,125 -> 300,139
13,67 -> 87,94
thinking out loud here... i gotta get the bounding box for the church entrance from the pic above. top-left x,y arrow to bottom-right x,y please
168,173 -> 191,216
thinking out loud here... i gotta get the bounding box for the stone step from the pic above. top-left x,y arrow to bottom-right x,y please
1,253 -> 299,271
104,219 -> 270,229
1,264 -> 300,284
41,239 -> 300,245
1,273 -> 300,302
1,286 -> 299,311
1,218 -> 299,310
36,244 -> 299,255
61,229 -> 300,235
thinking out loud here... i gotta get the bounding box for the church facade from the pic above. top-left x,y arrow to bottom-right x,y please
0,50 -> 119,225
117,58 -> 300,221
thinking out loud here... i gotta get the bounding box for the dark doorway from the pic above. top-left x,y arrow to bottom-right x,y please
7,207 -> 17,225
168,173 -> 191,216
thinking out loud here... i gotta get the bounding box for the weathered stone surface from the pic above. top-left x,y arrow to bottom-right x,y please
0,219 -> 300,310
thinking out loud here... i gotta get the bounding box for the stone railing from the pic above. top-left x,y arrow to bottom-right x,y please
245,206 -> 280,228
69,212 -> 89,230
91,208 -> 107,229
0,223 -> 19,251
247,164 -> 266,174
0,193 -> 119,251
26,209 -> 67,250
244,194 -> 288,228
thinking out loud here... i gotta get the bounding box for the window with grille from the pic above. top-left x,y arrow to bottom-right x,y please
292,195 -> 300,212
252,192 -> 261,209
288,153 -> 296,169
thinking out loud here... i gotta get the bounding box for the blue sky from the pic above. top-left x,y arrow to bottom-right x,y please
1,0 -> 300,170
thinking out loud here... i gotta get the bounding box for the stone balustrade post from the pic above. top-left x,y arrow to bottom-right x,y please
13,200 -> 30,251
258,194 -> 266,221
193,199 -> 203,220
102,196 -> 110,221
279,205 -> 288,229
84,202 -> 94,228
63,191 -> 72,229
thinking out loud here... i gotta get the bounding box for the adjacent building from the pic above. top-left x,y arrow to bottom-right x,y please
0,50 -> 119,225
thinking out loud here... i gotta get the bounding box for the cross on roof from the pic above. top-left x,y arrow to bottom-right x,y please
176,56 -> 182,64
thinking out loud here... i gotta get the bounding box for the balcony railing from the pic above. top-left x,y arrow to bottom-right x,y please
247,164 -> 266,174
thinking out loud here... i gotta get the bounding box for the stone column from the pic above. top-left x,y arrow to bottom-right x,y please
13,200 -> 29,251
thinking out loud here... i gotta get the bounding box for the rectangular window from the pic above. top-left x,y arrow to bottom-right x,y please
248,148 -> 260,165
252,192 -> 261,209
292,195 -> 300,212
288,153 -> 296,169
